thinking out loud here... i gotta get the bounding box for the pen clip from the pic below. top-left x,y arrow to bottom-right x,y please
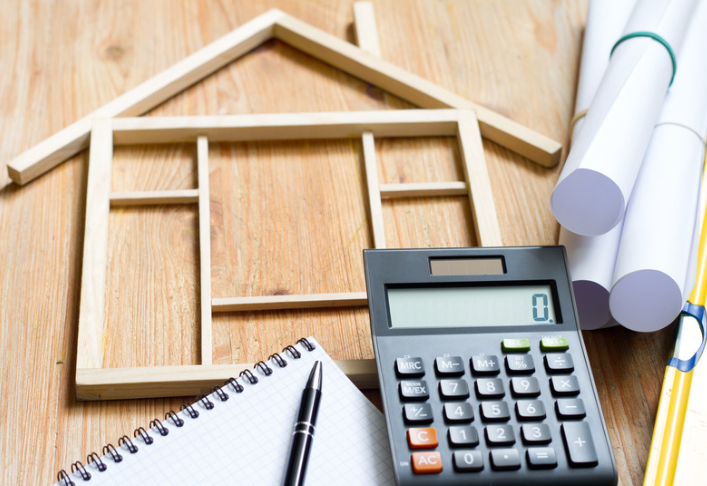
668,301 -> 707,372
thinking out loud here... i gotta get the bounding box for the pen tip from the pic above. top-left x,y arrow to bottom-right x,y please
307,361 -> 322,390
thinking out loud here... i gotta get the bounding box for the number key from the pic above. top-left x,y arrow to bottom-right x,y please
510,377 -> 541,397
480,401 -> 510,422
521,424 -> 552,444
485,425 -> 515,446
448,426 -> 479,447
439,379 -> 470,400
516,400 -> 546,420
444,402 -> 475,423
453,451 -> 484,472
475,378 -> 504,398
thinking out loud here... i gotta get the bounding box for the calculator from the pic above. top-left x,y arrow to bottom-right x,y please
363,247 -> 617,486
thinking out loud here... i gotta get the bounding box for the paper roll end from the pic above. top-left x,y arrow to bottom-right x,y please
573,280 -> 612,330
551,169 -> 624,236
609,270 -> 683,332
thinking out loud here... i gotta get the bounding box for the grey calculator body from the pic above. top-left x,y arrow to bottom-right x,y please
364,247 -> 617,486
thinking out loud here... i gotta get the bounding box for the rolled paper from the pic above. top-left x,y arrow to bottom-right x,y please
551,0 -> 696,236
560,0 -> 636,330
609,0 -> 707,331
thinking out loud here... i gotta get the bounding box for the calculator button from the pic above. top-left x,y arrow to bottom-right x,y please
439,379 -> 470,400
505,354 -> 535,374
521,424 -> 552,444
453,451 -> 484,472
489,448 -> 521,470
485,425 -> 515,446
399,380 -> 430,401
407,427 -> 438,449
556,399 -> 586,419
480,401 -> 510,422
448,426 -> 479,447
444,402 -> 475,423
551,376 -> 580,396
510,377 -> 541,397
502,338 -> 531,352
396,357 -> 425,377
403,404 -> 434,424
475,378 -> 505,398
435,356 -> 465,376
411,451 -> 443,474
471,355 -> 500,375
527,447 -> 558,469
561,422 -> 598,467
545,353 -> 574,373
515,400 -> 546,421
541,336 -> 569,352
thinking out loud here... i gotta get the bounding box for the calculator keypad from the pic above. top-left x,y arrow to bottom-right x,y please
393,338 -> 603,478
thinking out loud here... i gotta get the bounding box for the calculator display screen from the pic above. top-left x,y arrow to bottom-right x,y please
387,285 -> 557,328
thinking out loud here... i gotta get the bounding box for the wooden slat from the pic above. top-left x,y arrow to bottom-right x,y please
76,120 -> 113,370
76,359 -> 378,400
196,136 -> 212,366
273,14 -> 561,167
109,189 -> 199,206
380,181 -> 468,198
109,109 -> 460,144
211,292 -> 368,312
362,132 -> 386,248
353,2 -> 381,58
456,110 -> 503,247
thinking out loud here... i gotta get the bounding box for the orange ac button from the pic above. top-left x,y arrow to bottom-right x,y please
407,427 -> 438,449
411,451 -> 443,474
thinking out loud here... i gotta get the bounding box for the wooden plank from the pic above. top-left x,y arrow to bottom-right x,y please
197,136 -> 212,366
456,110 -> 503,247
380,181 -> 468,198
109,189 -> 199,206
211,292 -> 368,312
353,2 -> 381,58
76,120 -> 113,370
273,14 -> 561,167
110,110 -> 460,144
6,9 -> 284,185
76,359 -> 378,400
362,132 -> 386,248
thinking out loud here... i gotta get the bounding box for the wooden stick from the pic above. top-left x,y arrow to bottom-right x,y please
274,14 -> 561,167
362,132 -> 386,248
6,9 -> 284,185
109,189 -> 199,206
7,9 -> 562,185
353,2 -> 381,58
197,136 -> 213,366
457,110 -> 503,246
211,292 -> 368,312
76,120 -> 113,370
380,181 -> 468,198
110,110 -> 460,144
76,359 -> 378,400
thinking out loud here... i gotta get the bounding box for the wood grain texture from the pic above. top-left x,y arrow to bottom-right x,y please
0,1 -> 666,485
109,189 -> 200,206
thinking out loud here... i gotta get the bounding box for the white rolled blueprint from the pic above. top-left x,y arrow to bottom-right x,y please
559,0 -> 636,330
551,0 -> 696,236
609,0 -> 707,332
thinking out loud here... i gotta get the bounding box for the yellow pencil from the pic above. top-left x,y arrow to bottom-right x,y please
643,205 -> 707,486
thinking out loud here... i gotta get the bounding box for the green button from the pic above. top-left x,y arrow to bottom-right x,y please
541,337 -> 569,352
502,338 -> 531,352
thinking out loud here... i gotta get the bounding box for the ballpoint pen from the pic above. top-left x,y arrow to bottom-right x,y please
283,361 -> 323,486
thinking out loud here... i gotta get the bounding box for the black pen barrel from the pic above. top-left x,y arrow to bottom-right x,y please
282,387 -> 322,486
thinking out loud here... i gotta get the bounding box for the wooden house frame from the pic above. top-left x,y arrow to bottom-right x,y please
77,109 -> 501,400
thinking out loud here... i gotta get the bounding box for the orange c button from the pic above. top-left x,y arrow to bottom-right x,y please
411,451 -> 443,474
407,427 -> 438,449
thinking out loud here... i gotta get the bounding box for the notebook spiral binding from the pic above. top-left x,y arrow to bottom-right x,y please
56,338 -> 316,486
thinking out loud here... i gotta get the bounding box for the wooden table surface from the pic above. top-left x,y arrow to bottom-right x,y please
0,1 -> 673,485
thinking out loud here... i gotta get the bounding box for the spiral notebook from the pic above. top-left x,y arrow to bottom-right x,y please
56,338 -> 394,486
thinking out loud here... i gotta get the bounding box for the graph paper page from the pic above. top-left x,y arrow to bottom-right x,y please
57,338 -> 394,485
